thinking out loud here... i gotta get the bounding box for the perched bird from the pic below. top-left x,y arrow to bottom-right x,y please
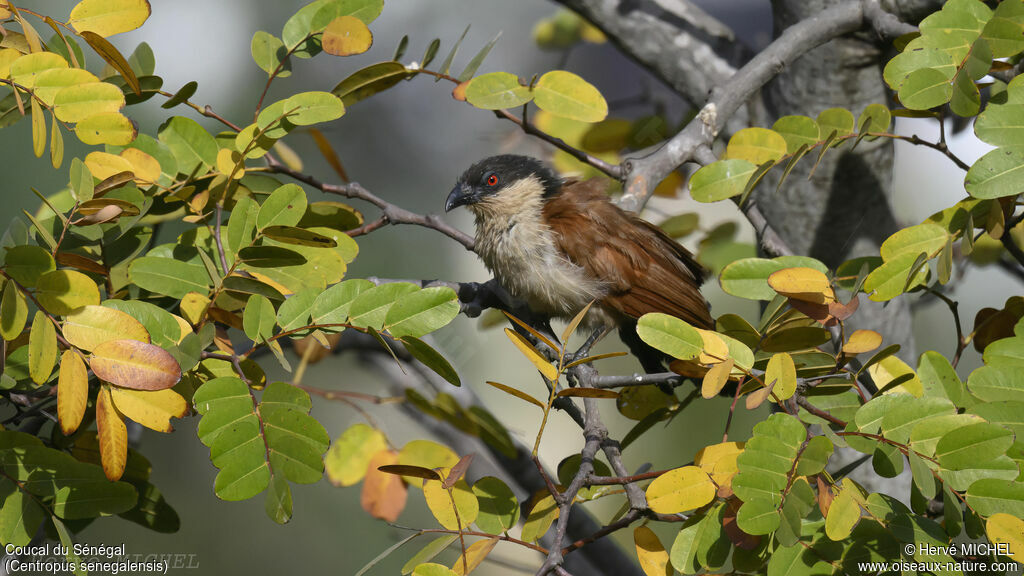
445,154 -> 712,374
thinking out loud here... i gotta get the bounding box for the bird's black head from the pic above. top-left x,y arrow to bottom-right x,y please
445,154 -> 563,212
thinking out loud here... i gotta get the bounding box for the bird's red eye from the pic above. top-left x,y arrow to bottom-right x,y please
486,174 -> 499,187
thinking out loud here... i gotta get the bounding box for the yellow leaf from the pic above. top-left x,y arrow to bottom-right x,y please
451,537 -> 498,576
179,292 -> 210,326
696,329 -> 729,364
694,441 -> 744,487
645,466 -> 716,514
745,381 -> 773,410
30,97 -> 45,158
216,147 -> 245,179
322,15 -> 373,57
28,310 -> 57,385
35,269 -> 100,315
109,387 -> 187,432
701,357 -> 733,398
53,81 -> 125,123
652,170 -> 684,198
170,314 -> 191,343
90,338 -> 182,390
765,352 -> 797,400
84,150 -> 135,181
360,449 -> 407,522
245,271 -> 293,296
119,147 -> 160,183
96,384 -> 127,481
0,48 -> 21,79
271,141 -> 301,172
57,350 -> 88,435
843,329 -> 882,355
986,513 -> 1024,560
504,327 -> 558,381
423,468 -> 479,530
398,439 -> 459,489
767,267 -> 836,304
867,355 -> 923,397
414,564 -> 458,576
521,492 -> 559,542
62,304 -> 150,351
325,423 -> 389,487
69,0 -> 151,37
76,111 -> 136,145
633,525 -> 671,576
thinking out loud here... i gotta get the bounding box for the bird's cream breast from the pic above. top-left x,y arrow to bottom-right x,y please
469,177 -> 606,319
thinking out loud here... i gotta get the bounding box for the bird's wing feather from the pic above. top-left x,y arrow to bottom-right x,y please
542,179 -> 713,329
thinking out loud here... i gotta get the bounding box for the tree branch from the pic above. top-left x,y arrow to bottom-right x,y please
621,0 -> 870,213
260,161 -> 475,251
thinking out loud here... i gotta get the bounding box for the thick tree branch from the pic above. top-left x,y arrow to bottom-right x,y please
552,0 -> 743,109
621,1 -> 870,213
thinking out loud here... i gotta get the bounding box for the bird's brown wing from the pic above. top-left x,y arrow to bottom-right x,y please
542,179 -> 713,329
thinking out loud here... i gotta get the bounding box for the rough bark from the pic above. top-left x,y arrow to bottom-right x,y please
758,0 -> 916,363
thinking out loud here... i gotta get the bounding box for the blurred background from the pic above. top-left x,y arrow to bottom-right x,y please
1,1 -> 1017,574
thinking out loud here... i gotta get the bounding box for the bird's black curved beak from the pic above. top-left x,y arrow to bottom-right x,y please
445,183 -> 477,212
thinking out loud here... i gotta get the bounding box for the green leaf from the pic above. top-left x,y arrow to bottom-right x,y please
636,312 -> 703,360
227,194 -> 260,256
257,184 -> 307,229
158,116 -> 218,175
70,157 -> 95,202
733,413 -> 806,506
689,159 -> 757,202
532,70 -> 608,123
471,476 -> 519,535
402,336 -> 460,387
128,256 -> 210,299
880,222 -> 948,260
966,146 -> 1024,198
401,536 -> 458,575
736,498 -> 780,536
982,0 -> 1024,58
456,31 -> 501,82
719,257 -> 785,300
243,294 -> 276,342
966,478 -> 1024,518
816,107 -> 855,140
331,61 -> 412,108
312,278 -> 374,326
725,127 -> 787,165
771,115 -> 820,154
857,103 -> 891,137
282,91 -> 345,125
348,282 -> 419,330
251,31 -> 290,77
261,225 -> 337,248
881,396 -> 957,444
264,473 -> 292,524
936,422 -> 1014,470
4,245 -> 55,287
161,80 -> 198,109
194,379 -> 329,501
795,435 -> 833,476
899,67 -> 954,110
862,251 -> 929,301
384,286 -> 459,339
918,350 -> 966,405
967,365 -> 1024,402
464,71 -> 532,110
276,288 -> 319,333
908,449 -> 937,499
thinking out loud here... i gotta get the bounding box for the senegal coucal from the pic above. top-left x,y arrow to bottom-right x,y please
445,154 -> 712,374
